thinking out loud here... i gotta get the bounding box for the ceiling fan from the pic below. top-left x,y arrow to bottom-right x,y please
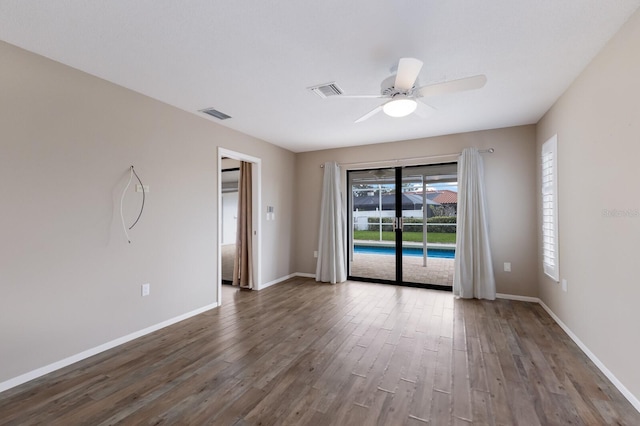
339,58 -> 487,123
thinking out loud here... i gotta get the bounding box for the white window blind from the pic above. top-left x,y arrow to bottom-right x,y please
541,135 -> 559,281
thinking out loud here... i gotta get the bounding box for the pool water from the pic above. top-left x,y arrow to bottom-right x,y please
354,245 -> 455,259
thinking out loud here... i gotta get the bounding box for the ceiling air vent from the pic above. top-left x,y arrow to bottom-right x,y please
308,82 -> 343,98
200,107 -> 231,120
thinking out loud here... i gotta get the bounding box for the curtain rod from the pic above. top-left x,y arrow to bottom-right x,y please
320,148 -> 494,168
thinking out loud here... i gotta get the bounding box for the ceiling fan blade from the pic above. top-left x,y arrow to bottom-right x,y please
354,105 -> 383,123
394,58 -> 423,91
419,74 -> 487,98
414,100 -> 436,118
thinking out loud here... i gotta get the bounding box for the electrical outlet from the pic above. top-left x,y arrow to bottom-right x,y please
562,279 -> 567,292
136,184 -> 150,193
504,262 -> 511,272
141,283 -> 150,297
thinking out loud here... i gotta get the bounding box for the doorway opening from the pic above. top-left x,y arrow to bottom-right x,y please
347,163 -> 458,289
217,148 -> 261,305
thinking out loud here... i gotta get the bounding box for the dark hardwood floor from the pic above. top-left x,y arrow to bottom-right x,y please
1,277 -> 638,425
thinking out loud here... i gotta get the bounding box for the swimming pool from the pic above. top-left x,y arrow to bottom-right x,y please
354,245 -> 455,259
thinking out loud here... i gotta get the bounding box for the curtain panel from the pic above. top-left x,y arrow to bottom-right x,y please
453,148 -> 496,299
316,161 -> 347,283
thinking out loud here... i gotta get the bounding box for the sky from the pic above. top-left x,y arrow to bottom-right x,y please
428,183 -> 457,192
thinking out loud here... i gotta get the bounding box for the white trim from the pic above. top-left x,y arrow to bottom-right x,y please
258,273 -> 317,290
541,134 -> 560,282
258,274 -> 295,290
0,303 -> 217,394
538,300 -> 640,412
487,293 -> 640,412
496,293 -> 540,303
295,272 -> 316,279
217,153 -> 223,307
4,282 -> 638,413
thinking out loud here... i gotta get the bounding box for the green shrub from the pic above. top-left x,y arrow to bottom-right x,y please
401,217 -> 423,233
427,216 -> 457,233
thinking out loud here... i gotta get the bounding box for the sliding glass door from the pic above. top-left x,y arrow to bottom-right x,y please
348,163 -> 458,289
349,167 -> 397,282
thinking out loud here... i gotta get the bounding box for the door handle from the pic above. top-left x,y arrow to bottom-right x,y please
394,217 -> 403,231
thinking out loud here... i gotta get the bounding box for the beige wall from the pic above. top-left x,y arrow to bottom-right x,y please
294,125 -> 538,297
536,10 -> 640,399
0,41 -> 295,383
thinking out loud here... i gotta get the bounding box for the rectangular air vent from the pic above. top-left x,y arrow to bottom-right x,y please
308,82 -> 343,98
200,107 -> 231,120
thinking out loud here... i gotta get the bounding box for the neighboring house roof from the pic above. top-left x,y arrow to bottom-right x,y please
425,192 -> 440,201
406,190 -> 458,205
405,191 -> 440,201
353,194 -> 440,211
433,190 -> 458,204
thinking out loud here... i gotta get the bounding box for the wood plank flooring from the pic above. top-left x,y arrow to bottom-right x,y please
1,277 -> 638,425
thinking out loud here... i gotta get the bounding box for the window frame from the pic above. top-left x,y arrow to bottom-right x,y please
541,134 -> 559,282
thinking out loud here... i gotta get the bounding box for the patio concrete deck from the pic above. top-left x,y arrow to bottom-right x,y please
350,252 -> 454,287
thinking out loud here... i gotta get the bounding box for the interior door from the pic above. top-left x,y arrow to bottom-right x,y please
348,163 -> 457,289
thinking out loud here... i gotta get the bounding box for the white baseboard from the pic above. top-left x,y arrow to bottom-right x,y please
5,284 -> 637,414
295,272 -> 316,279
537,300 -> 640,412
480,293 -> 640,412
259,273 -> 296,290
0,302 -> 217,394
496,293 -> 540,303
257,272 -> 317,290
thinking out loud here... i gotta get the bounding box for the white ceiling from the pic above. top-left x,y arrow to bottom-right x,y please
1,1 -> 639,153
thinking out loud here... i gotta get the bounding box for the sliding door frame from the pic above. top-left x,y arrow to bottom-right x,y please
346,164 -> 455,291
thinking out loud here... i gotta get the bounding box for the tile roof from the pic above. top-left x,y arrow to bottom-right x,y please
433,190 -> 458,204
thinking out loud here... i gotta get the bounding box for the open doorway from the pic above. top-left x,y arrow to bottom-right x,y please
217,148 -> 261,306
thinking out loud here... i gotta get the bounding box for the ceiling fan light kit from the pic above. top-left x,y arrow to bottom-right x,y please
383,95 -> 417,118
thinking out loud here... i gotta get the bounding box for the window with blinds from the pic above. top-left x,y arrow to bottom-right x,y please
542,135 -> 559,281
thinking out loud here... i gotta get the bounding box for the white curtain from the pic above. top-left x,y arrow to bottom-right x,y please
316,161 -> 347,283
454,148 -> 496,299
